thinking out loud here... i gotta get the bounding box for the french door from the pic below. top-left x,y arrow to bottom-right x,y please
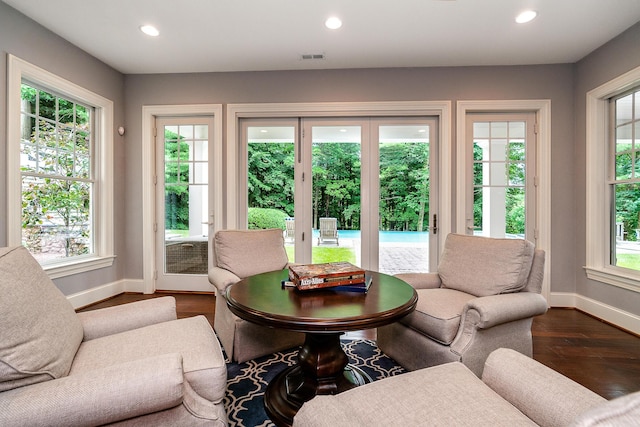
155,116 -> 216,291
464,113 -> 537,241
242,116 -> 438,274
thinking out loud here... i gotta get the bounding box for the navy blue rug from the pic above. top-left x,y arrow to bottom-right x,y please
224,339 -> 405,427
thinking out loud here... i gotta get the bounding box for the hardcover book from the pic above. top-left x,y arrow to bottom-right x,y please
289,262 -> 366,290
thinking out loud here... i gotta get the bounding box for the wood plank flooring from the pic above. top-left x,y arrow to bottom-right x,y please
79,292 -> 640,400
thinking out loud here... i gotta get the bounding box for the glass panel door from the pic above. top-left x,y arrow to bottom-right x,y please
243,120 -> 297,262
306,122 -> 363,265
240,117 -> 439,273
156,117 -> 215,291
375,120 -> 436,274
466,113 -> 536,240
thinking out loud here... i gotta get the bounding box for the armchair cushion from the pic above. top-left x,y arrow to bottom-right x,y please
0,354 -> 184,426
438,234 -> 535,297
401,288 -> 476,345
0,246 -> 83,392
214,229 -> 288,279
70,315 -> 226,404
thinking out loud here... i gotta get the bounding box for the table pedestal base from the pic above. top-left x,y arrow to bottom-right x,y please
264,333 -> 372,427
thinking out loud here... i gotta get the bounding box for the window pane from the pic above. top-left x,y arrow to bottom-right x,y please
616,153 -> 633,180
472,120 -> 527,237
21,83 -> 94,263
22,176 -> 91,261
616,123 -> 633,153
613,183 -> 640,271
616,93 -> 633,126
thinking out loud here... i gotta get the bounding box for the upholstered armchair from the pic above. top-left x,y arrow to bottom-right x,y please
377,233 -> 548,376
0,246 -> 228,426
208,229 -> 305,363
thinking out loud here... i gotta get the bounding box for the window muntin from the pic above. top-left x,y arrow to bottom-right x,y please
611,88 -> 640,272
20,83 -> 95,263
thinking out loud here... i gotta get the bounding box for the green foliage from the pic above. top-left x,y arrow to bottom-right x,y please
379,142 -> 429,231
615,183 -> 640,241
247,140 -> 430,232
248,142 -> 295,215
248,207 -> 289,230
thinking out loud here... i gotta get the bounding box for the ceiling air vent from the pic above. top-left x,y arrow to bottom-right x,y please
301,53 -> 326,61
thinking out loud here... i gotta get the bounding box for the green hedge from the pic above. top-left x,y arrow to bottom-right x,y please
248,207 -> 288,230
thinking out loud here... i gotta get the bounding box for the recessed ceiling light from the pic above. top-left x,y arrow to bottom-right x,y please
140,25 -> 160,37
325,17 -> 342,30
515,10 -> 537,24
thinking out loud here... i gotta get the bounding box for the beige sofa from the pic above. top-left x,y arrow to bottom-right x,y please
0,246 -> 228,426
294,348 -> 640,426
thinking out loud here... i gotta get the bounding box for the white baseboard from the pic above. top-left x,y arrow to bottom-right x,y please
549,292 -> 640,335
67,279 -> 146,309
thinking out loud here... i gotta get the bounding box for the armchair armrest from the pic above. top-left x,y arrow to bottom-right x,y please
208,266 -> 240,294
394,272 -> 442,289
462,292 -> 548,329
482,348 -> 606,427
77,296 -> 177,341
0,354 -> 185,426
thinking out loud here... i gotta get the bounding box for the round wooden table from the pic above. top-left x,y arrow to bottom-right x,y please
225,269 -> 417,427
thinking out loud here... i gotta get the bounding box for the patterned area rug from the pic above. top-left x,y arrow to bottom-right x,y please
224,339 -> 405,427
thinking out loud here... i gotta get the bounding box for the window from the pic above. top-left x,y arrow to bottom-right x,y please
20,83 -> 94,262
610,88 -> 640,272
7,55 -> 114,278
585,65 -> 640,292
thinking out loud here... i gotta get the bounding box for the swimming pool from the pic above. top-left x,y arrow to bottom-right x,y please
313,229 -> 429,243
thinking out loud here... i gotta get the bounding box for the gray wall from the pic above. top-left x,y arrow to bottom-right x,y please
124,65 -> 576,291
0,2 -> 126,295
573,22 -> 640,315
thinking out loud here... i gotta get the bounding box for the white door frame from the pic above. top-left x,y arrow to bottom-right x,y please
141,104 -> 223,294
456,100 -> 551,301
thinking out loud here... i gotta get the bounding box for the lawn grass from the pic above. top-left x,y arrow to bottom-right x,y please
615,253 -> 640,270
285,246 -> 356,264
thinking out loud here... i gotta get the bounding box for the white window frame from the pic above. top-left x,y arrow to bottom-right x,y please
585,65 -> 640,292
6,55 -> 114,278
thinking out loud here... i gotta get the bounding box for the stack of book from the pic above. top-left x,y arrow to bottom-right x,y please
287,262 -> 371,293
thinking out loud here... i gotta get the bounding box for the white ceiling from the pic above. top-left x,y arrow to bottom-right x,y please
4,0 -> 640,74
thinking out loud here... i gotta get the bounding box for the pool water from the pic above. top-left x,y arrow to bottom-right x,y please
313,229 -> 429,243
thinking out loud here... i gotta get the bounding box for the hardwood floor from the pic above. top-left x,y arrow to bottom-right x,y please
79,292 -> 640,400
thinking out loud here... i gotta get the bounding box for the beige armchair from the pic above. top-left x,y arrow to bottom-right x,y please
0,246 -> 228,426
377,233 -> 548,376
208,229 -> 305,363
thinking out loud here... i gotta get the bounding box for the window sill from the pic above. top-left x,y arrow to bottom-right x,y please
43,255 -> 116,279
584,266 -> 640,293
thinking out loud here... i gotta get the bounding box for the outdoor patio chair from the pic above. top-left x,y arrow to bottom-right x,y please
284,218 -> 295,243
377,233 -> 548,376
208,229 -> 305,363
318,217 -> 339,245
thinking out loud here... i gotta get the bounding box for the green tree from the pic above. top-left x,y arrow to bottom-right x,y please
164,129 -> 191,230
379,142 -> 429,231
248,142 -> 295,215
